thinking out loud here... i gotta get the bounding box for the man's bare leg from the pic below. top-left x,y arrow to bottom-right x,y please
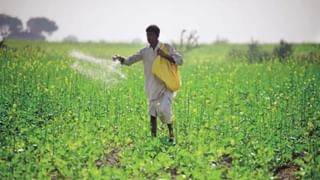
150,116 -> 157,137
167,123 -> 174,142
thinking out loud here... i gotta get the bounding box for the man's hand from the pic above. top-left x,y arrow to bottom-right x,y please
157,49 -> 167,58
157,49 -> 175,64
112,55 -> 125,64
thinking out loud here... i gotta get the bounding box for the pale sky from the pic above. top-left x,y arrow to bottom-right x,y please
1,0 -> 320,43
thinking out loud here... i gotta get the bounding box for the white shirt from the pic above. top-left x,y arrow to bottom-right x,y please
123,41 -> 183,100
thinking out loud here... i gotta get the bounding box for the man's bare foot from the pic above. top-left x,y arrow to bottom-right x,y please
167,123 -> 174,143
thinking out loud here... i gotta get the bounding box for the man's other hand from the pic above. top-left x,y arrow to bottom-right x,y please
157,49 -> 167,58
157,49 -> 175,64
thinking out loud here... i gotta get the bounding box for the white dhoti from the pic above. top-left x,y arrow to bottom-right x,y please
149,90 -> 173,124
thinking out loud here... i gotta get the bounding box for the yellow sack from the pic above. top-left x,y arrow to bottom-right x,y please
152,43 -> 181,92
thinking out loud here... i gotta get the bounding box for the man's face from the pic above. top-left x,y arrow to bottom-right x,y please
147,31 -> 158,45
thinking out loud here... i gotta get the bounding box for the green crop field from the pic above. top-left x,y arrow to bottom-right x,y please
0,40 -> 319,179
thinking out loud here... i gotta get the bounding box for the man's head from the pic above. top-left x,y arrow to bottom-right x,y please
146,25 -> 160,45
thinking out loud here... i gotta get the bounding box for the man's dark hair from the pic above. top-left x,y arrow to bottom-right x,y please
146,25 -> 160,37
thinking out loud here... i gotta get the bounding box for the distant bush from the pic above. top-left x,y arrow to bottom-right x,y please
0,37 -> 6,48
273,40 -> 293,63
295,44 -> 320,64
226,41 -> 320,64
226,41 -> 271,63
247,40 -> 271,63
296,52 -> 320,64
63,35 -> 78,43
176,29 -> 199,53
226,48 -> 247,62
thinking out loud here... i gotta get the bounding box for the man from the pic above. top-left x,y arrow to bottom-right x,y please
113,25 -> 183,142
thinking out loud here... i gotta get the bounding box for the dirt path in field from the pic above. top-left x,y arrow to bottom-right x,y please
274,151 -> 307,180
95,147 -> 121,168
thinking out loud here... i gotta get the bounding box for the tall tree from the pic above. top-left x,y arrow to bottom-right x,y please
0,14 -> 23,38
27,17 -> 58,36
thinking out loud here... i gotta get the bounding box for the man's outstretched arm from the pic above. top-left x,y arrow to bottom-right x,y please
113,49 -> 143,66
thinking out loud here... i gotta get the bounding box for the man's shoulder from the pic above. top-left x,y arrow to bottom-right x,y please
160,42 -> 173,49
161,42 -> 170,47
161,43 -> 178,52
138,45 -> 150,54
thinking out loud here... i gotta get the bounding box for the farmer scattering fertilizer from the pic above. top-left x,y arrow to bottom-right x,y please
113,25 -> 183,143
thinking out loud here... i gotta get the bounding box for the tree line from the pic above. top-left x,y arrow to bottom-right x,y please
0,14 -> 58,41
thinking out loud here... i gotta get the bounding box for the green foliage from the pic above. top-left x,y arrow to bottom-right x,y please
0,40 -> 319,179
